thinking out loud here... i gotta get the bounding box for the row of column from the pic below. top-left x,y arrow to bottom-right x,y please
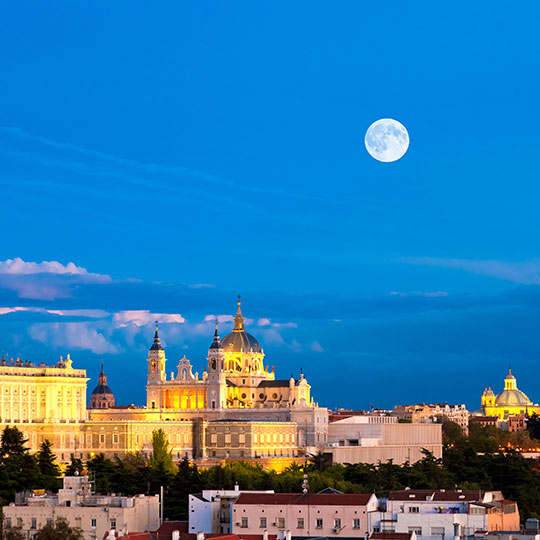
161,387 -> 207,410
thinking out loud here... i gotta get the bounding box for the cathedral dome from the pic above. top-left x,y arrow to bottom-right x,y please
222,331 -> 262,353
494,369 -> 532,407
495,389 -> 532,406
221,298 -> 262,353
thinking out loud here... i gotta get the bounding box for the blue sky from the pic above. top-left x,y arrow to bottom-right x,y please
1,2 -> 540,409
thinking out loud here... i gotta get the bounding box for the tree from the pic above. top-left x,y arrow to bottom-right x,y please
0,426 -> 41,503
34,518 -> 83,540
37,440 -> 61,491
87,453 -> 116,494
167,456 -> 202,520
148,429 -> 175,474
3,528 -> 25,540
65,457 -> 84,476
527,413 -> 540,440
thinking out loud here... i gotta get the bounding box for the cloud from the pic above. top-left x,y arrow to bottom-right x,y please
0,307 -> 109,318
112,310 -> 185,327
309,340 -> 324,353
389,291 -> 448,297
401,257 -> 540,285
257,317 -> 298,328
0,258 -> 112,300
29,322 -> 120,354
0,258 -> 111,281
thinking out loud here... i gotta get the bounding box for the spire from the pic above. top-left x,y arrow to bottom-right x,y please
233,295 -> 245,332
150,323 -> 164,351
98,360 -> 107,385
210,320 -> 223,350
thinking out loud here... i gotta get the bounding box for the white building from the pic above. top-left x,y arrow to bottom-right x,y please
370,489 -> 520,540
3,475 -> 160,540
189,486 -> 275,534
323,416 -> 442,465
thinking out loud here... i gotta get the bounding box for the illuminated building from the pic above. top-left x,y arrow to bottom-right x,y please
481,369 -> 540,421
0,300 -> 328,466
0,353 -> 87,424
393,403 -> 469,432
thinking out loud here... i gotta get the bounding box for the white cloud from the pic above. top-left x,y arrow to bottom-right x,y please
29,322 -> 120,354
401,257 -> 540,285
257,317 -> 297,328
204,314 -> 234,323
113,310 -> 185,327
0,307 -> 109,317
309,340 -> 324,353
0,257 -> 111,281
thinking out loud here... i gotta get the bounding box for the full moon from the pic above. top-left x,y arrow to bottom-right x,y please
365,118 -> 409,162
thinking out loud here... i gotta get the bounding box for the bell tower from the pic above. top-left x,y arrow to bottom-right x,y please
207,323 -> 227,410
146,325 -> 166,409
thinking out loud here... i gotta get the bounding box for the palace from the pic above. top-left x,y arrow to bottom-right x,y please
481,369 -> 540,421
0,300 -> 328,467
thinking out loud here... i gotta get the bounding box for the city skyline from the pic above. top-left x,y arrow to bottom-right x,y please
2,2 -> 540,409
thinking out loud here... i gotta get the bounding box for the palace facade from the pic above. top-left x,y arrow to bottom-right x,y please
0,300 -> 328,467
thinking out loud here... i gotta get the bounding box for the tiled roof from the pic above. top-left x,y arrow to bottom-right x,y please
235,492 -> 373,506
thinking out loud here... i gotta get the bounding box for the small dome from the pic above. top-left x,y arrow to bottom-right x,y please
92,384 -> 114,396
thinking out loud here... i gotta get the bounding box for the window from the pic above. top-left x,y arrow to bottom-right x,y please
241,518 -> 248,528
91,519 -> 97,529
17,518 -> 22,528
353,519 -> 360,529
409,527 -> 422,535
297,518 -> 304,529
113,434 -> 119,444
409,506 -> 419,513
260,518 -> 267,528
431,527 -> 445,537
278,518 -> 285,529
46,519 -> 53,527
99,434 -> 105,444
316,519 -> 323,529
334,518 -> 342,529
111,519 -> 117,529
5,518 -> 11,528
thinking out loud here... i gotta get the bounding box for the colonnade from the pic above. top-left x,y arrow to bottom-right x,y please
160,387 -> 207,410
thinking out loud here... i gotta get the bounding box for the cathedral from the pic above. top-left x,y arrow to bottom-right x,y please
145,299 -> 313,412
0,300 -> 328,467
481,369 -> 540,421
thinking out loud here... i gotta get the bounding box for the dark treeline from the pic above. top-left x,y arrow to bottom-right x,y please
2,423 -> 540,522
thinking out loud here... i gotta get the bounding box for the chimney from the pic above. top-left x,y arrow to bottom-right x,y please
172,532 -> 180,540
234,482 -> 239,492
197,532 -> 205,540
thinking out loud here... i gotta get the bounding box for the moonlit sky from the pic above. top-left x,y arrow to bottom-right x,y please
1,2 -> 540,410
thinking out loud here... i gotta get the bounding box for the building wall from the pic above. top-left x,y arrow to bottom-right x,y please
232,497 -> 378,539
3,495 -> 160,540
325,421 -> 442,465
0,356 -> 88,423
